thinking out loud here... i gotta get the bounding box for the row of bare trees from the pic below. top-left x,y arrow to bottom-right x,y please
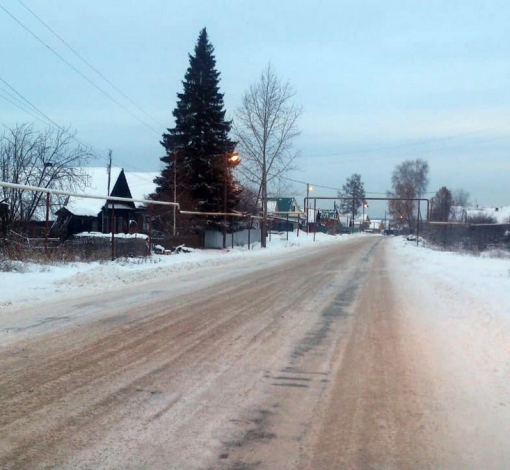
386,158 -> 500,233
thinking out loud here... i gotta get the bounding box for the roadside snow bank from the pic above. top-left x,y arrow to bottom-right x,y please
0,232 -> 351,308
387,237 -> 510,466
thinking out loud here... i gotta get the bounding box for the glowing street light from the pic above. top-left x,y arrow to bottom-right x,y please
223,152 -> 241,248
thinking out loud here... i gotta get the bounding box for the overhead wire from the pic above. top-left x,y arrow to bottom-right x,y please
0,75 -> 109,159
4,2 -> 508,194
0,87 -> 51,125
16,0 -> 166,131
0,73 -> 160,185
0,75 -> 69,131
280,174 -> 436,199
328,133 -> 510,166
0,3 -> 163,136
303,126 -> 507,161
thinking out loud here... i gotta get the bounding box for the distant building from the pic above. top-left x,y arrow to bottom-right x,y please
266,197 -> 305,231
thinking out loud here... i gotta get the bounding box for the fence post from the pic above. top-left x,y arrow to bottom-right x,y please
148,203 -> 153,256
248,216 -> 251,249
313,198 -> 317,242
45,192 -> 50,256
111,200 -> 115,261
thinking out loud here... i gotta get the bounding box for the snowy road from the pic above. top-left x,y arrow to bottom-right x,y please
1,236 -> 510,469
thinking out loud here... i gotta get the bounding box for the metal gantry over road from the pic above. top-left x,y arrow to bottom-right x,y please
304,195 -> 431,241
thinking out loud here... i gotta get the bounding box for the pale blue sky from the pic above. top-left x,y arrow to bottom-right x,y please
2,0 -> 509,215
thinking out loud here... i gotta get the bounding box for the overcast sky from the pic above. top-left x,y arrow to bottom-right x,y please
2,0 -> 509,215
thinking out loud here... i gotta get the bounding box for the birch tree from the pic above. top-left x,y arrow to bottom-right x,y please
233,64 -> 301,247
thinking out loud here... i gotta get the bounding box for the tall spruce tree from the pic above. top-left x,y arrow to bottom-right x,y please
153,28 -> 239,232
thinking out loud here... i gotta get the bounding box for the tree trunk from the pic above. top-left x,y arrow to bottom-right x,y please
261,162 -> 267,248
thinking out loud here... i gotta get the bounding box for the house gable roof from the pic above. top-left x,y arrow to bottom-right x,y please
267,197 -> 302,214
62,167 -> 158,217
110,169 -> 135,209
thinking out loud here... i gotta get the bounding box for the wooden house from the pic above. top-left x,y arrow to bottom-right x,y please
51,167 -> 157,241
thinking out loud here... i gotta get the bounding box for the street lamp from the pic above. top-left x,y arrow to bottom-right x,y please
362,202 -> 368,232
306,183 -> 313,206
223,152 -> 241,249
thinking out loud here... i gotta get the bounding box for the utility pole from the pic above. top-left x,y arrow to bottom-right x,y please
107,150 -> 114,259
107,150 -> 112,196
173,150 -> 177,236
104,150 -> 112,234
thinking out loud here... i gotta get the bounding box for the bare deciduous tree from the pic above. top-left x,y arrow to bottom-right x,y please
387,159 -> 429,232
0,123 -> 93,229
235,184 -> 259,220
338,174 -> 366,225
450,188 -> 470,221
430,186 -> 453,222
452,189 -> 470,207
233,64 -> 301,247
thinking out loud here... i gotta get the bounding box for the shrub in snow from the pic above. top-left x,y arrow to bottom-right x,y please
480,249 -> 510,260
0,259 -> 26,273
153,245 -> 165,254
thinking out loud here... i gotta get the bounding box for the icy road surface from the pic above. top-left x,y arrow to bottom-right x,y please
1,236 -> 510,469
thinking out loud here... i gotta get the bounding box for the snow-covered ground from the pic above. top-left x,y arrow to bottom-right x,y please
1,232 -> 509,309
2,231 -> 509,328
387,237 -> 510,465
0,232 -> 347,309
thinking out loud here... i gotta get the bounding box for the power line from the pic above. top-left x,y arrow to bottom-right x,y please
281,176 -> 341,192
0,3 -> 163,136
16,0 -> 166,131
303,126 -> 508,162
280,175 -> 436,199
0,87 -> 51,125
0,74 -> 156,173
0,74 -> 108,159
0,75 -> 66,131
